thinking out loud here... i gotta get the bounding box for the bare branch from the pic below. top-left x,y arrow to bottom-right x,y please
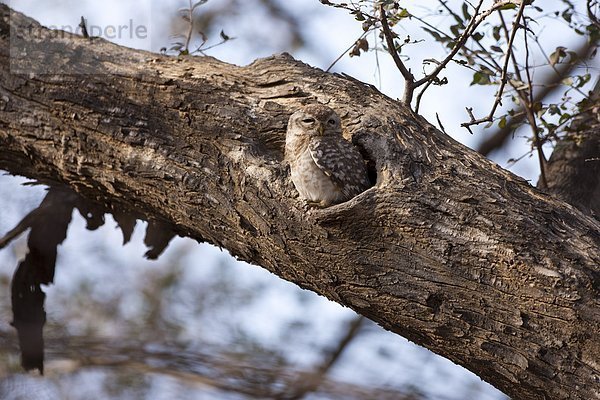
283,316 -> 365,399
522,22 -> 548,188
379,4 -> 415,104
414,1 -> 524,107
477,37 -> 595,155
588,0 -> 600,29
413,0 -> 484,88
436,0 -> 502,72
461,1 -> 527,129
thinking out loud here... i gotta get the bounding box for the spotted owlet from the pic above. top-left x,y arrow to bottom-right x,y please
285,105 -> 370,206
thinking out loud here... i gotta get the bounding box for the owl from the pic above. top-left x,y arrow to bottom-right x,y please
285,105 -> 370,206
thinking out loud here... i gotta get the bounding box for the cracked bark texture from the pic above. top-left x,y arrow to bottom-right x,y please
0,6 -> 599,400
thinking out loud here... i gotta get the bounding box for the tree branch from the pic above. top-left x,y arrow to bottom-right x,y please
379,4 -> 415,104
1,6 -> 599,400
461,1 -> 527,130
382,0 -> 521,108
283,316 -> 365,399
477,38 -> 595,156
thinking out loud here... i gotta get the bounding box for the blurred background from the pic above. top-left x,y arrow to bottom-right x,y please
1,0 -> 597,398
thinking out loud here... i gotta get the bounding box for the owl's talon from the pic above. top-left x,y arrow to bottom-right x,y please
306,200 -> 327,209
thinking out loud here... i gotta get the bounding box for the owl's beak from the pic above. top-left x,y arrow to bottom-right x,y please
317,123 -> 324,136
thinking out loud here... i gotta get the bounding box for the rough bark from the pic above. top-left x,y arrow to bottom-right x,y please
543,78 -> 600,218
0,6 -> 599,400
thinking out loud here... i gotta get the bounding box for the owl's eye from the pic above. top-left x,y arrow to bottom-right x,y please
327,118 -> 337,125
302,118 -> 315,124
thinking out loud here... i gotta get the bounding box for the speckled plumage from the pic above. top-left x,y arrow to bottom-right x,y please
285,105 -> 370,206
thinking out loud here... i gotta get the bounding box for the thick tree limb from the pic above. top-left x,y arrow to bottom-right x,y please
0,6 -> 599,400
543,78 -> 600,218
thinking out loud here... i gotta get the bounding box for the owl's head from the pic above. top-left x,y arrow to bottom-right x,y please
287,105 -> 341,137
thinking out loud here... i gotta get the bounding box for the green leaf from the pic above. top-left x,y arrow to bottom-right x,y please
353,11 -> 366,21
461,3 -> 471,21
450,24 -> 461,37
547,104 -> 560,115
497,3 -> 517,10
498,116 -> 507,129
491,45 -> 503,53
559,113 -> 572,125
398,8 -> 410,18
576,73 -> 591,88
471,71 -> 491,86
566,51 -> 579,62
471,71 -> 482,85
492,26 -> 501,41
422,27 -> 447,43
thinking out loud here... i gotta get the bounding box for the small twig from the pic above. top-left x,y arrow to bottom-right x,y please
588,0 -> 600,29
436,0 -> 503,73
413,0 -> 484,89
184,0 -> 194,53
326,30 -> 370,72
379,4 -> 415,104
461,1 -> 527,129
414,0 -> 522,106
522,19 -> 548,188
436,112 -> 448,135
535,40 -> 588,99
79,16 -> 89,39
193,36 -> 233,55
498,11 -> 523,83
373,29 -> 383,89
417,4 -> 501,73
414,77 -> 435,113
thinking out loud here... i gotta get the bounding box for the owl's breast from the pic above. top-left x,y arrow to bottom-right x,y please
289,147 -> 341,205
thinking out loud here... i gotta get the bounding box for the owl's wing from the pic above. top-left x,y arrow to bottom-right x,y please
308,137 -> 370,199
